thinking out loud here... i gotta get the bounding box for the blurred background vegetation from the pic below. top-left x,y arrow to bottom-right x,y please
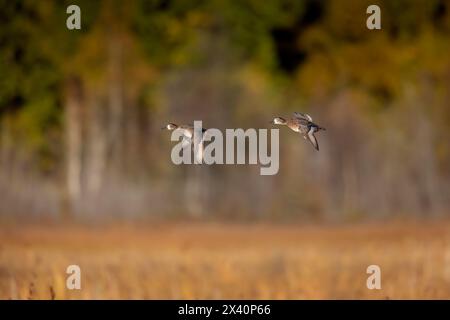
0,0 -> 449,222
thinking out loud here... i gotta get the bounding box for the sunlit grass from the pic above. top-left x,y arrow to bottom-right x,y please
1,221 -> 450,299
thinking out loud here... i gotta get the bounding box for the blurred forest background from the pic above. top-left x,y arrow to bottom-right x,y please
0,0 -> 449,222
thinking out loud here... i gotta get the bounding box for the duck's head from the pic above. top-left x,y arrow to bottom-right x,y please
270,117 -> 287,125
162,123 -> 178,130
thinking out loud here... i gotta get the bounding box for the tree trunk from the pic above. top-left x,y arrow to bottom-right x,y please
85,95 -> 107,199
107,36 -> 124,176
64,77 -> 83,219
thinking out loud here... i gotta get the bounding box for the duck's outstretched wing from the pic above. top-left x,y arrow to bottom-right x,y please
181,136 -> 192,148
191,128 -> 208,164
293,112 -> 306,119
306,128 -> 319,151
193,138 -> 204,164
293,112 -> 313,122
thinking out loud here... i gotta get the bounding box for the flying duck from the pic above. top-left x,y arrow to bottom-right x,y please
162,123 -> 208,162
270,112 -> 326,151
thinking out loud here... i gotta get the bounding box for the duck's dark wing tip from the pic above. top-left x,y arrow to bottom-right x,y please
306,129 -> 320,151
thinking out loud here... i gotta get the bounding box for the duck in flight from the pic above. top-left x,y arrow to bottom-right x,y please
162,123 -> 208,162
270,112 -> 326,151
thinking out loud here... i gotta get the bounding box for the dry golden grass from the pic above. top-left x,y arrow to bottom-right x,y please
1,221 -> 450,299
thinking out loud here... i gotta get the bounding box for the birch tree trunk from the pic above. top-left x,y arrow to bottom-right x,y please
64,77 -> 83,218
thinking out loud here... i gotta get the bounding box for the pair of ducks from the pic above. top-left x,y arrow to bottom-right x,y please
163,112 -> 326,151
